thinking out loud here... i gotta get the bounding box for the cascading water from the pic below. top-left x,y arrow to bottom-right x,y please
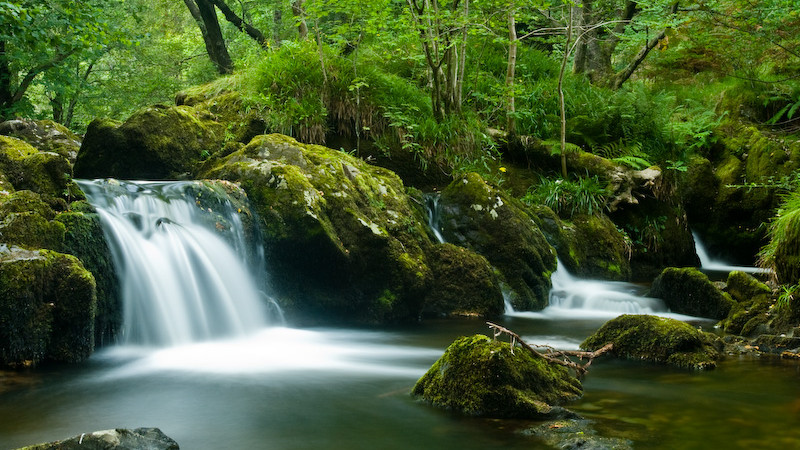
505,260 -> 672,320
423,192 -> 446,244
78,179 -> 277,347
692,232 -> 768,274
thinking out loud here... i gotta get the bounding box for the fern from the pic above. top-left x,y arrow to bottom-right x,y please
612,155 -> 652,170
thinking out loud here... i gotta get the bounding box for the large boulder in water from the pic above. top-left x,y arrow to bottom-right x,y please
74,105 -> 224,179
198,133 -> 433,323
533,206 -> 631,281
0,246 -> 96,367
649,267 -> 735,320
15,427 -> 179,450
581,315 -> 721,370
412,334 -> 582,419
438,173 -> 557,310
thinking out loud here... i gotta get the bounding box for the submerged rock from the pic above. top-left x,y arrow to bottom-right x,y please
438,173 -> 557,310
74,105 -> 224,179
649,267 -> 735,320
199,133 -> 433,323
423,243 -> 504,317
16,427 -> 179,450
580,315 -> 721,370
412,334 -> 582,419
0,246 -> 96,367
524,419 -> 633,450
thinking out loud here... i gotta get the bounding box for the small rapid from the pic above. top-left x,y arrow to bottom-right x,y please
693,232 -> 769,274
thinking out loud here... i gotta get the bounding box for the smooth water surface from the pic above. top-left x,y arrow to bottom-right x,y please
2,317 -> 800,450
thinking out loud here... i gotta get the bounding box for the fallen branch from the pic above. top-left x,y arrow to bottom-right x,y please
487,321 -> 613,379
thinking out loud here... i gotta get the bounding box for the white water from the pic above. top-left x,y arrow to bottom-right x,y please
424,193 -> 446,244
692,232 -> 769,274
78,179 -> 276,347
505,260 -> 699,321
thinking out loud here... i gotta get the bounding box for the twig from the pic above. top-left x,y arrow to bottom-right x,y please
487,322 -> 613,379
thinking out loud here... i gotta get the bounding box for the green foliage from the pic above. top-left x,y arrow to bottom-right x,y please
521,176 -> 608,218
758,190 -> 800,284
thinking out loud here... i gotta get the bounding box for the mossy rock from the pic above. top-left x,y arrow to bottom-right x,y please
0,136 -> 73,206
524,419 -> 633,450
0,119 -> 82,164
423,243 -> 504,317
16,427 -> 179,450
0,246 -> 96,367
199,133 -> 433,324
718,271 -> 775,336
438,173 -> 557,310
580,315 -> 721,370
0,190 -> 65,250
769,195 -> 800,286
649,267 -> 735,320
561,213 -> 631,280
177,89 -> 267,146
680,156 -> 719,222
412,334 -> 582,419
74,104 -> 225,179
55,207 -> 121,347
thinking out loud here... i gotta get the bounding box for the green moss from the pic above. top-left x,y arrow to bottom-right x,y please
55,209 -> 121,346
413,334 -> 582,418
423,243 -> 504,317
0,247 -> 96,367
198,133 -> 433,324
74,105 -> 224,179
649,267 -> 735,320
439,173 -> 557,310
0,136 -> 72,204
581,315 -> 720,370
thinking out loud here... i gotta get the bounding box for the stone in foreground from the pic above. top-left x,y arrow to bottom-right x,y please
16,428 -> 179,450
581,315 -> 720,370
412,334 -> 582,419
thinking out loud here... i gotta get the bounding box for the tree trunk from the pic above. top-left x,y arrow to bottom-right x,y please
208,0 -> 269,49
0,40 -> 13,120
292,0 -> 309,40
558,7 -> 574,179
506,3 -> 517,135
183,0 -> 233,74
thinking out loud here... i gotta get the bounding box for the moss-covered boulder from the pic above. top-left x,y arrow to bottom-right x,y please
0,246 -> 96,367
0,191 -> 65,250
438,173 -> 557,310
16,428 -> 179,450
54,205 -> 121,346
423,243 -> 504,317
580,315 -> 721,370
412,334 -> 583,418
0,119 -> 82,164
543,212 -> 631,280
0,136 -> 74,206
649,267 -> 735,319
74,104 -> 225,179
198,133 -> 432,323
761,191 -> 800,286
719,271 -> 775,336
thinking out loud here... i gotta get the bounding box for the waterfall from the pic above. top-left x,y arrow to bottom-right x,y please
423,193 -> 446,244
692,232 -> 768,274
78,179 -> 278,347
506,260 -> 668,319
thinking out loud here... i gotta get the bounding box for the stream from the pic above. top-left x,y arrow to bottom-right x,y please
2,183 -> 799,449
2,316 -> 800,449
